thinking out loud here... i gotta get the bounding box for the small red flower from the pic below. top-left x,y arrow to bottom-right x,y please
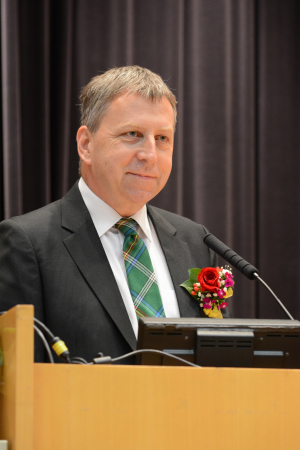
220,302 -> 228,309
217,289 -> 226,298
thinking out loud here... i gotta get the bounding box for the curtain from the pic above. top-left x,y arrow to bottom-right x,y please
1,0 -> 300,320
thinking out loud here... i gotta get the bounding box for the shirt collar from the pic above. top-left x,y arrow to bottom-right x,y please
78,177 -> 152,242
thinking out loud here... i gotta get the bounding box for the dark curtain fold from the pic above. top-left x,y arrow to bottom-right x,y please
1,0 -> 23,218
1,0 -> 300,320
257,0 -> 300,319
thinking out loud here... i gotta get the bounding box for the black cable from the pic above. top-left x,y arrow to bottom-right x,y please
1,312 -> 200,367
33,317 -> 55,340
70,357 -> 89,365
93,349 -> 201,367
0,311 -> 70,363
34,325 -> 54,363
34,318 -> 70,362
0,311 -> 58,364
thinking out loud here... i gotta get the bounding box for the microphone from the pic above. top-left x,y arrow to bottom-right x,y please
203,233 -> 258,280
203,233 -> 294,320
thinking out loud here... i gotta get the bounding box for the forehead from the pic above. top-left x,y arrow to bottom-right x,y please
99,92 -> 175,130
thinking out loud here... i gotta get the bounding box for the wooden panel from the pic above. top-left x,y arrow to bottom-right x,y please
33,363 -> 300,450
0,306 -> 34,450
1,306 -> 299,450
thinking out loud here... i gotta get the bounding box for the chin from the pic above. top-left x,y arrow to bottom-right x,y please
126,190 -> 156,207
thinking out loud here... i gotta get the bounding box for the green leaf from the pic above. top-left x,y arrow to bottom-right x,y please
179,279 -> 194,294
188,268 -> 201,284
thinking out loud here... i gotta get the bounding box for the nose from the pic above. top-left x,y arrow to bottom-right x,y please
136,136 -> 158,163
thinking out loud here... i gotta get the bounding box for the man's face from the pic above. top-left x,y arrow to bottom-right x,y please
78,92 -> 174,216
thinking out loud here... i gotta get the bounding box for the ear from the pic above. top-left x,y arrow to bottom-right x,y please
77,126 -> 93,165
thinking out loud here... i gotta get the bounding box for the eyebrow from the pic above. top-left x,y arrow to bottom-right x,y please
120,122 -> 174,132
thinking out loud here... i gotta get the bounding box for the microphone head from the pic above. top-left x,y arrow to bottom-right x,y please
203,233 -> 259,280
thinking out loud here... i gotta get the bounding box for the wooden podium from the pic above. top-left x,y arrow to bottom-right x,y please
0,305 -> 299,450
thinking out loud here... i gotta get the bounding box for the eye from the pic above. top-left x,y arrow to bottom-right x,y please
127,131 -> 138,137
158,135 -> 168,142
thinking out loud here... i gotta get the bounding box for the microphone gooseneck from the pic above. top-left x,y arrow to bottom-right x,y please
253,273 -> 294,320
203,233 -> 294,320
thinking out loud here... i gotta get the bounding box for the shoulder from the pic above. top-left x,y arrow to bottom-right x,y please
0,199 -> 62,238
147,204 -> 209,237
147,204 -> 217,267
0,182 -> 85,239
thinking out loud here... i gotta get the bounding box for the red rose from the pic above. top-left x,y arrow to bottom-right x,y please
198,267 -> 220,293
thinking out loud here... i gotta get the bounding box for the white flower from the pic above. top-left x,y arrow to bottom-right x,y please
224,287 -> 227,292
198,292 -> 201,297
223,269 -> 232,276
206,293 -> 211,297
213,293 -> 217,297
200,303 -> 203,307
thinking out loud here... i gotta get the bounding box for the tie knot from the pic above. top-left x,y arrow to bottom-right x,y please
115,218 -> 138,237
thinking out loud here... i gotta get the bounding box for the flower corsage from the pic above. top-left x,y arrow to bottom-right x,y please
180,266 -> 234,319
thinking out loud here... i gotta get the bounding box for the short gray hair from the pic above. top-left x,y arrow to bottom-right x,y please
79,65 -> 177,132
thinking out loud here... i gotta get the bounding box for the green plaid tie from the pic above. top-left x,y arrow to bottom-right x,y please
116,218 -> 165,319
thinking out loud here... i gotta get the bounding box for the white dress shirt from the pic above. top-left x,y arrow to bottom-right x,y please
78,178 -> 180,337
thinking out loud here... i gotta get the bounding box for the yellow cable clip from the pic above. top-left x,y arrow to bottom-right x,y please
52,340 -> 68,356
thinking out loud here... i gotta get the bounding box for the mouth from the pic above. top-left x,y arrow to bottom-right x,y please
127,172 -> 156,180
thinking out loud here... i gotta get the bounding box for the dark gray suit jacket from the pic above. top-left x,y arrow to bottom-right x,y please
0,182 -> 220,362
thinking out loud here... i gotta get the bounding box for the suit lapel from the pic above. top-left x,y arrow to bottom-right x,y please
147,206 -> 200,317
61,184 -> 136,350
60,183 -> 199,348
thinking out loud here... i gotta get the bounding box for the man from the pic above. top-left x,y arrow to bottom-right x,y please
0,66 -> 223,363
